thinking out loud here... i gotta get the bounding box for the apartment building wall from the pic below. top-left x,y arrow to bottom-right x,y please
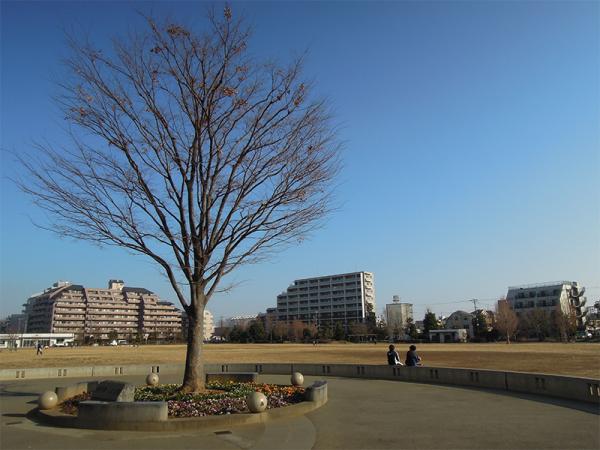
180,310 -> 216,341
506,281 -> 587,329
203,310 -> 215,340
24,280 -> 182,339
275,271 -> 375,329
385,301 -> 413,332
444,311 -> 475,337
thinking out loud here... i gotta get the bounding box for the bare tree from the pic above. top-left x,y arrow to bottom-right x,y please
6,332 -> 20,352
17,8 -> 339,392
288,320 -> 305,342
495,299 -> 519,344
553,305 -> 577,343
521,309 -> 551,341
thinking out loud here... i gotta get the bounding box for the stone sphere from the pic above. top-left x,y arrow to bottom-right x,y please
38,391 -> 58,410
146,373 -> 159,386
246,391 -> 268,413
291,372 -> 304,386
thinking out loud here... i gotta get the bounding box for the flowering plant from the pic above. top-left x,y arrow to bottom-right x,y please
135,382 -> 305,417
59,392 -> 92,414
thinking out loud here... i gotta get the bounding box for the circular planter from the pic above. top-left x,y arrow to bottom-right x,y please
35,380 -> 328,431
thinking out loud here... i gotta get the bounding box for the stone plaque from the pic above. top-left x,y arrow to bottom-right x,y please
91,380 -> 135,402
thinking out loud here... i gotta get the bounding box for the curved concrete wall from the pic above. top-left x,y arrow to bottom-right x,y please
2,362 -> 598,405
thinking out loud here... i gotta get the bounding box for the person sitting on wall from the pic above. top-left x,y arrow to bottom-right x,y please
405,344 -> 422,366
387,344 -> 403,365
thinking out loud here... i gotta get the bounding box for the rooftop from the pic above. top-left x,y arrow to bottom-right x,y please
508,281 -> 576,290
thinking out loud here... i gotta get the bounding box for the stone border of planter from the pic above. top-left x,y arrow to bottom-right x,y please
6,362 -> 598,404
35,379 -> 327,431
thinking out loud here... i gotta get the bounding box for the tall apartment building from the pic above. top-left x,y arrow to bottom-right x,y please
275,272 -> 375,329
506,281 -> 587,329
385,296 -> 413,332
23,280 -> 182,340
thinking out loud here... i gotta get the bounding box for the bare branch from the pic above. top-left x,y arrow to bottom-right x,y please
18,9 -> 340,352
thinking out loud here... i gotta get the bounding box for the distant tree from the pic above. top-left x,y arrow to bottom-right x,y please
423,310 -> 439,337
319,324 -> 333,340
405,317 -> 418,340
6,332 -> 19,351
263,315 -> 274,343
552,305 -> 577,343
247,320 -> 267,342
333,322 -> 346,340
349,321 -> 368,337
17,7 -> 340,393
472,310 -> 488,338
365,302 -> 376,333
288,320 -> 305,342
272,321 -> 288,342
521,309 -> 551,341
302,323 -> 318,340
374,316 -> 388,341
229,325 -> 250,343
108,330 -> 119,341
74,331 -> 85,346
495,299 -> 519,344
147,331 -> 158,344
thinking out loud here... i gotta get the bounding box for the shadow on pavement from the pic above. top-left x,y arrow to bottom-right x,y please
0,387 -> 39,397
444,384 -> 600,415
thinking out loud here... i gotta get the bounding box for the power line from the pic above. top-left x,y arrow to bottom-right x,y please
422,297 -> 500,307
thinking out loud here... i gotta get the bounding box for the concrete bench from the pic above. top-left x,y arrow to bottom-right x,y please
305,380 -> 328,404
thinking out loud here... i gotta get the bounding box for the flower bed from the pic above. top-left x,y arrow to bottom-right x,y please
59,382 -> 305,418
136,382 -> 305,417
60,392 -> 92,415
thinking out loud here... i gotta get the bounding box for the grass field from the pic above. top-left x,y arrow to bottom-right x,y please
1,342 -> 599,378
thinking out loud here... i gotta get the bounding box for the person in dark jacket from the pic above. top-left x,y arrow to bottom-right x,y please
387,344 -> 402,365
405,345 -> 422,366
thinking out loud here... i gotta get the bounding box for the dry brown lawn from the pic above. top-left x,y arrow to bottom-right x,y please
1,342 -> 599,379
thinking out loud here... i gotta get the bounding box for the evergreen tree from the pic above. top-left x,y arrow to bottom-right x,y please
333,322 -> 346,340
423,309 -> 439,337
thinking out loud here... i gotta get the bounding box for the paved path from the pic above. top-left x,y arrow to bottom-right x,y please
1,373 -> 598,450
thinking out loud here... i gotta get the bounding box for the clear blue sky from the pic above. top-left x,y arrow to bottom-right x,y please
1,1 -> 598,322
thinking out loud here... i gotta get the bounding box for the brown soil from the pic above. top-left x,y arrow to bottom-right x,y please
2,342 -> 599,379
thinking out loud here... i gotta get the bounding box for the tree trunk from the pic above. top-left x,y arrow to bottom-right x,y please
181,288 -> 206,393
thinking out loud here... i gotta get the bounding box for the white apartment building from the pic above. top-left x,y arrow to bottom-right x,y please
181,309 -> 216,341
506,281 -> 587,329
385,296 -> 413,332
275,271 -> 375,329
203,310 -> 215,340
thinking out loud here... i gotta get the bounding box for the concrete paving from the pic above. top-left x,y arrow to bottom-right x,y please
1,373 -> 598,450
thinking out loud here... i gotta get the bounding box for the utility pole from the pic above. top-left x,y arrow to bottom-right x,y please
471,299 -> 479,312
471,299 -> 479,338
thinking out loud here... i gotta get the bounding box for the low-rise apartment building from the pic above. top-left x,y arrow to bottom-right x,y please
23,280 -> 182,340
506,281 -> 587,329
385,296 -> 413,332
